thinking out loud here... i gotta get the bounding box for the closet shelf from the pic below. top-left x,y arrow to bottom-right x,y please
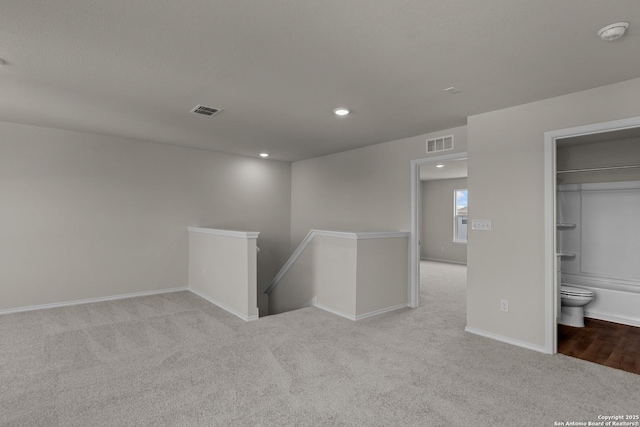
557,223 -> 577,230
557,252 -> 577,258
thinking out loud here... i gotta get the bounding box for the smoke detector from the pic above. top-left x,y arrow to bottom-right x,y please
597,22 -> 629,41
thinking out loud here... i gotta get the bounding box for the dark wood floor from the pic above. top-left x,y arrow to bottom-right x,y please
558,318 -> 640,375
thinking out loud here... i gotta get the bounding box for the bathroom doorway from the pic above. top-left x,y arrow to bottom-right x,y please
544,117 -> 640,374
410,152 -> 467,308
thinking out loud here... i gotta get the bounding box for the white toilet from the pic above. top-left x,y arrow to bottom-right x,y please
559,285 -> 595,327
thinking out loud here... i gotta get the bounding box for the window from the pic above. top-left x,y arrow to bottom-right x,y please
454,189 -> 468,243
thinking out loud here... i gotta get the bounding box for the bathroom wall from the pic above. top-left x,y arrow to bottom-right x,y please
557,181 -> 640,327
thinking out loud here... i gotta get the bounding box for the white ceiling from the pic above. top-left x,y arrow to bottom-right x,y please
420,159 -> 467,181
1,1 -> 639,161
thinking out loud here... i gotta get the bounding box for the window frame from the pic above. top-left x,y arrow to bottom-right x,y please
453,188 -> 468,244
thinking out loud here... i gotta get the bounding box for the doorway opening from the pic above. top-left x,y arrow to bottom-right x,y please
410,152 -> 468,308
544,117 -> 640,362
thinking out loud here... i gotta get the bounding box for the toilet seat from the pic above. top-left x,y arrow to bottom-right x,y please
559,284 -> 595,327
560,285 -> 594,298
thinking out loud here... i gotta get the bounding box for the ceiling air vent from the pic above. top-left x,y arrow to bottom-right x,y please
426,135 -> 454,153
191,105 -> 221,117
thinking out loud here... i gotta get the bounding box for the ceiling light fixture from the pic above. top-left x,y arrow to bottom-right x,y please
597,22 -> 630,41
259,153 -> 269,158
436,164 -> 445,168
334,108 -> 350,116
444,87 -> 461,95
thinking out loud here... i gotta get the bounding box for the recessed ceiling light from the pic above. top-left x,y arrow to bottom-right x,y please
598,22 -> 630,41
259,153 -> 269,158
444,87 -> 461,95
436,164 -> 445,168
334,108 -> 350,116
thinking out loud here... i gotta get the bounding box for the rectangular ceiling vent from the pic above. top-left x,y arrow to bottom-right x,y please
191,105 -> 222,117
426,135 -> 454,153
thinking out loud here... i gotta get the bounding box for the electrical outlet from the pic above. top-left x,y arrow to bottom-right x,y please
500,299 -> 509,312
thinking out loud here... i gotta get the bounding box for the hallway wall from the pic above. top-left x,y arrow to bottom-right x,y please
290,126 -> 468,248
0,121 -> 291,312
421,178 -> 468,264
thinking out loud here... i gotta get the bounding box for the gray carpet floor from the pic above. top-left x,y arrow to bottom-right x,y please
1,261 -> 639,426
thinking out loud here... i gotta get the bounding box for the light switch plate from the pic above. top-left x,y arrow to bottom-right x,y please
471,219 -> 492,231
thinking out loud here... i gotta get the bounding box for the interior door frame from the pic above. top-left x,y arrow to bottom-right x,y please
410,152 -> 468,308
543,116 -> 640,354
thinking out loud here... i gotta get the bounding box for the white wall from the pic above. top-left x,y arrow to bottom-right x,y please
355,236 -> 408,316
290,76 -> 640,351
467,77 -> 640,349
421,178 -> 468,264
188,229 -> 259,321
0,121 -> 291,312
268,232 -> 408,319
290,126 -> 468,248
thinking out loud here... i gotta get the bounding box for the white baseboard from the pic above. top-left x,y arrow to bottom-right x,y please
585,311 -> 640,328
355,303 -> 409,320
421,257 -> 467,265
464,326 -> 549,354
312,302 -> 356,321
311,301 -> 408,321
188,288 -> 258,322
0,287 -> 188,316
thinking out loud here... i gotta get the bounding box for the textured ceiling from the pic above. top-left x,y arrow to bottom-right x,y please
1,1 -> 639,161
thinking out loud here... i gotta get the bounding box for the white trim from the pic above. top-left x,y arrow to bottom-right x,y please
187,227 -> 260,239
309,229 -> 355,239
544,129 -> 557,354
585,311 -> 640,328
311,230 -> 409,240
354,303 -> 409,320
544,116 -> 640,355
453,188 -> 468,244
311,302 -> 407,321
188,287 -> 258,322
265,229 -> 409,295
464,326 -> 548,354
312,302 -> 356,320
0,287 -> 188,316
265,229 -> 314,295
352,231 -> 410,240
411,152 -> 468,309
421,257 -> 467,266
